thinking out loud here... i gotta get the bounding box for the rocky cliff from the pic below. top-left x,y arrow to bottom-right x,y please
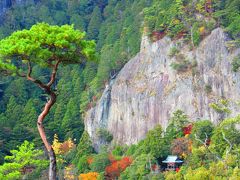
85,28 -> 240,150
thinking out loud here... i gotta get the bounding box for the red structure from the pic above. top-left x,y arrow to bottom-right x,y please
162,155 -> 183,171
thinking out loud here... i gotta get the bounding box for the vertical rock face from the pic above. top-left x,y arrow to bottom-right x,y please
85,28 -> 240,150
85,80 -> 114,151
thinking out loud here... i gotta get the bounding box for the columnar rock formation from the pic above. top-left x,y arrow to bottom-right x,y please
85,28 -> 240,150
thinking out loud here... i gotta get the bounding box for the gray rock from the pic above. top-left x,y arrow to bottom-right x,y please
85,28 -> 240,150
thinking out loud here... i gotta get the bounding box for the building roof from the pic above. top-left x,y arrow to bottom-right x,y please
162,155 -> 183,163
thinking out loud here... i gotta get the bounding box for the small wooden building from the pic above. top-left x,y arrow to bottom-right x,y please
162,155 -> 183,171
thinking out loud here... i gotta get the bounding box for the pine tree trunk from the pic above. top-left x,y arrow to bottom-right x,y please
27,60 -> 60,180
49,148 -> 57,180
37,91 -> 57,180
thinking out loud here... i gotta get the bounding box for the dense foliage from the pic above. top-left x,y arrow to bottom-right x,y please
144,0 -> 240,45
0,141 -> 48,179
0,0 -> 150,164
63,112 -> 239,179
0,0 -> 240,179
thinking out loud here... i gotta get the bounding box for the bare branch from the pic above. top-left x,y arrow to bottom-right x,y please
194,133 -> 221,160
47,60 -> 61,88
26,61 -> 49,91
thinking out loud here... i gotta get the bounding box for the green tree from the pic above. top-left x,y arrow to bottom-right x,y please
62,97 -> 83,140
50,100 -> 66,139
191,120 -> 214,147
165,110 -> 189,140
89,152 -> 110,172
0,140 -> 48,180
4,96 -> 23,127
19,99 -> 38,128
77,155 -> 91,173
54,11 -> 68,25
210,116 -> 240,157
70,14 -> 86,31
74,131 -> 93,164
139,125 -> 169,159
0,23 -> 96,180
120,154 -> 155,180
87,6 -> 103,40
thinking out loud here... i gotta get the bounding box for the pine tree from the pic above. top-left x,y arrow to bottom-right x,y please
62,98 -> 84,141
87,6 -> 103,40
20,99 -> 38,128
5,96 -> 23,127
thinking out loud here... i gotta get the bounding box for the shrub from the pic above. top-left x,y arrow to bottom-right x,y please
0,141 -> 48,180
192,22 -> 201,46
165,110 -> 190,140
171,137 -> 192,158
204,85 -> 212,94
96,128 -> 113,143
184,167 -> 210,180
209,99 -> 231,114
77,155 -> 90,173
170,59 -> 192,72
120,154 -> 155,179
89,153 -> 110,172
79,172 -> 99,180
232,56 -> 240,72
164,170 -> 182,180
64,165 -> 75,180
190,120 -> 214,147
147,173 -> 165,180
52,134 -> 75,155
205,18 -> 217,32
125,144 -> 138,156
169,46 -> 180,57
105,156 -> 133,179
112,145 -> 125,157
141,125 -> 169,158
73,131 -> 93,165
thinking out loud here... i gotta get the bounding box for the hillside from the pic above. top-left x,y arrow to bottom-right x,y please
0,0 -> 240,179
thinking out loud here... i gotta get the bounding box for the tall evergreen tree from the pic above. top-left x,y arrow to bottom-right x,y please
20,99 -> 38,128
87,6 -> 103,40
62,98 -> 84,141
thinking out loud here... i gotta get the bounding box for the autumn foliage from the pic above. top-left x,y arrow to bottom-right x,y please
183,124 -> 193,136
52,134 -> 75,155
87,156 -> 94,165
171,137 -> 192,158
105,156 -> 133,179
64,165 -> 75,180
79,172 -> 99,180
